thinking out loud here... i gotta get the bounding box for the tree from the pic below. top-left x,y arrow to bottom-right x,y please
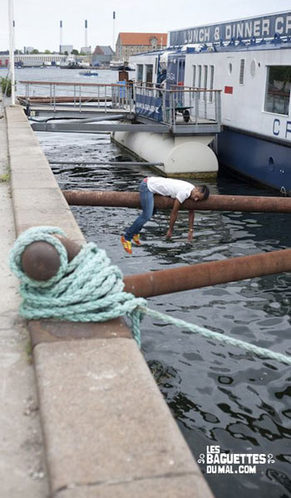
32,49 -> 39,54
44,49 -> 51,54
71,49 -> 79,55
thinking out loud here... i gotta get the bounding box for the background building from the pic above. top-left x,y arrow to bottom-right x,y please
59,44 -> 73,54
24,47 -> 34,54
80,46 -> 92,55
91,46 -> 114,67
115,32 -> 167,61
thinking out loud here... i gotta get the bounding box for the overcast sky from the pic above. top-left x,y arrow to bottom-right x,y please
1,0 -> 290,52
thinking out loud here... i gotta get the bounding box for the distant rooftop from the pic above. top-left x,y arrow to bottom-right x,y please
118,32 -> 167,46
93,46 -> 114,56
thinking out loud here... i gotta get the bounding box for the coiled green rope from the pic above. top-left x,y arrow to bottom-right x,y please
9,227 -> 291,365
9,227 -> 146,346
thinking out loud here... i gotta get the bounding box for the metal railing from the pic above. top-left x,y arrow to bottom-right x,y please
17,80 -> 221,134
134,84 -> 221,129
17,80 -> 135,112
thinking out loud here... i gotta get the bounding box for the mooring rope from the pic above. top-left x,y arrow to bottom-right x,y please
9,226 -> 146,345
9,227 -> 291,365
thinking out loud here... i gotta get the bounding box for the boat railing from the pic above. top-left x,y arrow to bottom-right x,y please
17,80 -> 135,112
134,84 -> 222,131
16,80 -> 221,134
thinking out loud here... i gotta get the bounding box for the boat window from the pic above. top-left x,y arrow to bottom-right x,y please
178,59 -> 185,85
203,65 -> 208,101
265,66 -> 291,115
137,64 -> 143,82
239,59 -> 245,85
198,65 -> 202,88
145,64 -> 153,84
204,65 -> 208,88
209,65 -> 214,102
192,65 -> 196,87
198,65 -> 202,99
250,59 -> 257,77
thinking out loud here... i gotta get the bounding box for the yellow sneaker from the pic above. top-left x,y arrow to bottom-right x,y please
121,236 -> 132,254
132,234 -> 141,246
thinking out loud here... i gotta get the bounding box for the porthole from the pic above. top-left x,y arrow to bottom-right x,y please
250,59 -> 257,77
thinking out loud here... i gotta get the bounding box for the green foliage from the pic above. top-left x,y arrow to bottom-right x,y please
0,172 -> 10,182
1,77 -> 11,97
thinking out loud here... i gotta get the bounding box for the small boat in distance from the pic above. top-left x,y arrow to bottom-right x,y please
79,70 -> 99,76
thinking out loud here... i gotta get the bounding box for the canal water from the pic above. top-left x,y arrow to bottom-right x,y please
17,67 -> 291,498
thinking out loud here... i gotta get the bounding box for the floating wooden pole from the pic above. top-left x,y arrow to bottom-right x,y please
21,235 -> 291,298
123,248 -> 291,297
62,190 -> 291,213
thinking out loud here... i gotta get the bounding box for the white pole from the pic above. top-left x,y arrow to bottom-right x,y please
8,0 -> 15,105
112,11 -> 116,58
60,20 -> 63,53
85,19 -> 88,49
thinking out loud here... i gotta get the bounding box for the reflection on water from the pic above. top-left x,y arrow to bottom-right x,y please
38,129 -> 291,498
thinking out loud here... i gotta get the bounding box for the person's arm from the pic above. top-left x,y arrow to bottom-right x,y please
166,199 -> 180,239
187,210 -> 195,241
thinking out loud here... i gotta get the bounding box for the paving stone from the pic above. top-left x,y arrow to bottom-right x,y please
34,339 -> 212,495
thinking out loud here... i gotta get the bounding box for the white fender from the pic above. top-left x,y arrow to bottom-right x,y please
112,131 -> 218,177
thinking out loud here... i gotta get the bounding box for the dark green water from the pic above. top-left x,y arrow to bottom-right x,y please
37,128 -> 291,498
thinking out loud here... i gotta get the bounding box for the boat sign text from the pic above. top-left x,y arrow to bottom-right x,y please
273,118 -> 291,140
169,12 -> 291,46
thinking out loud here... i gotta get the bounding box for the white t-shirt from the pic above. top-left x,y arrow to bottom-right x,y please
147,177 -> 194,204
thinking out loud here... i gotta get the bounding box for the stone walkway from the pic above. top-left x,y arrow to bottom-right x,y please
0,102 -> 49,497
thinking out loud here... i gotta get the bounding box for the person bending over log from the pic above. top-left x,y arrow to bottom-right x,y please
121,176 -> 209,254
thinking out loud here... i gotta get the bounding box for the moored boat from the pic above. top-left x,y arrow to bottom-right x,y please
127,10 -> 291,193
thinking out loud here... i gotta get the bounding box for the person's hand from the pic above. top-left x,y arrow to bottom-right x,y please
166,229 -> 172,239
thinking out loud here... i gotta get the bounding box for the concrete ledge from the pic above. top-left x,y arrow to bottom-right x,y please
34,339 -> 209,496
6,105 -> 84,244
6,105 -> 213,497
28,318 -> 132,347
56,475 -> 212,498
